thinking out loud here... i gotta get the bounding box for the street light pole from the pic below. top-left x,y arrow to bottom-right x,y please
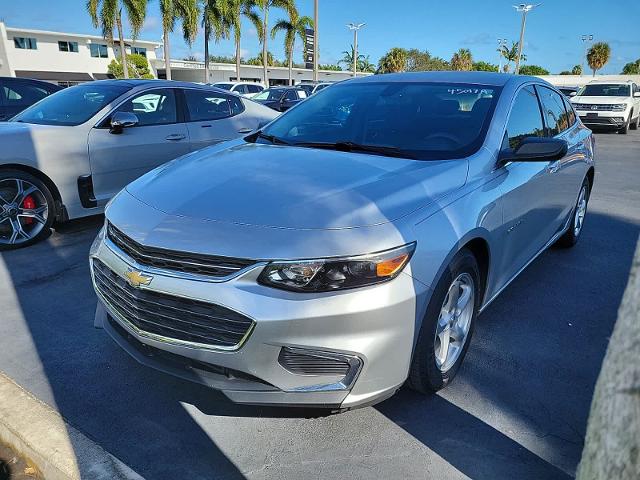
513,3 -> 540,74
497,38 -> 507,73
313,0 -> 318,82
581,34 -> 593,76
347,23 -> 365,77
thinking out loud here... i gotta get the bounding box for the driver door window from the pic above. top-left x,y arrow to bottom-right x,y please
116,89 -> 177,126
504,86 -> 545,149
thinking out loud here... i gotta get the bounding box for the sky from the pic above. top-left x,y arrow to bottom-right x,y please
1,0 -> 639,74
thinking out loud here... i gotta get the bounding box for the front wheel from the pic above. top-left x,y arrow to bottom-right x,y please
630,113 -> 639,130
408,249 -> 481,393
555,178 -> 590,248
0,170 -> 55,250
619,116 -> 630,134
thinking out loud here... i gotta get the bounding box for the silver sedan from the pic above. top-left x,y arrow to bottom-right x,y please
90,72 -> 595,410
0,80 -> 277,249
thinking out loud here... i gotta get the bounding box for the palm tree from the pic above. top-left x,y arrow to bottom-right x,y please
359,55 -> 376,73
87,0 -> 147,79
587,42 -> 611,76
257,0 -> 294,86
271,8 -> 312,85
498,41 -> 526,73
450,48 -> 473,71
338,45 -> 365,72
227,0 -> 262,83
201,0 -> 229,83
377,48 -> 407,74
159,0 -> 199,80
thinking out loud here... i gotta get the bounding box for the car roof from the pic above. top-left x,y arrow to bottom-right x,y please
349,71 -> 545,88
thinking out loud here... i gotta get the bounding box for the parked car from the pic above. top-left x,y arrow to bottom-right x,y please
312,83 -> 332,94
0,80 -> 277,249
570,80 -> 640,133
90,72 -> 595,410
211,82 -> 265,98
0,77 -> 61,121
297,82 -> 332,96
557,86 -> 579,97
251,87 -> 308,111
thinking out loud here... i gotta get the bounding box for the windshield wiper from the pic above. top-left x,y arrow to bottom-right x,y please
292,141 -> 417,159
246,130 -> 291,145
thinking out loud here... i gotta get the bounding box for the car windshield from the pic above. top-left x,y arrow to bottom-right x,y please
260,82 -> 500,160
253,89 -> 284,101
214,83 -> 233,91
11,83 -> 129,126
578,84 -> 631,97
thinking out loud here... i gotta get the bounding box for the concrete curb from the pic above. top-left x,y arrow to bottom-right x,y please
0,370 -> 144,480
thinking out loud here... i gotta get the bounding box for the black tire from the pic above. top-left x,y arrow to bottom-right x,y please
555,177 -> 590,249
630,113 -> 639,130
619,116 -> 630,134
408,249 -> 481,394
0,170 -> 55,251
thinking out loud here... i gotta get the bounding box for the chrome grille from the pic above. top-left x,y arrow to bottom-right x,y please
107,222 -> 255,278
574,104 -> 619,111
92,259 -> 254,349
278,347 -> 353,376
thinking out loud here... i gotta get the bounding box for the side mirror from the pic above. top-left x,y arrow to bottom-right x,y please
569,91 -> 577,97
499,137 -> 568,165
110,111 -> 138,134
633,92 -> 640,98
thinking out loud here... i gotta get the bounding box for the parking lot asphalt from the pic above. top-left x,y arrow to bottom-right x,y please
0,131 -> 639,480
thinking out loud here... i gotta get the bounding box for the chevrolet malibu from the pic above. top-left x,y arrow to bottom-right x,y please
90,72 -> 595,410
0,80 -> 277,249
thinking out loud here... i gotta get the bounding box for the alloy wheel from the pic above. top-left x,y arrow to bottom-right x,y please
434,272 -> 475,372
0,178 -> 49,246
574,186 -> 587,237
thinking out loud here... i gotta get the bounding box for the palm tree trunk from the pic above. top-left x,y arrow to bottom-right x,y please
163,24 -> 171,80
262,7 -> 269,86
204,18 -> 210,83
235,35 -> 241,82
116,11 -> 129,79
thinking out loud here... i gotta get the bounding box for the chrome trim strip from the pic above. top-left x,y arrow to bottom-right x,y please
104,235 -> 266,284
281,347 -> 363,392
89,258 -> 256,353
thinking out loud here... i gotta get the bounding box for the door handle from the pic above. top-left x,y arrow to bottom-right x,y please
237,128 -> 253,134
165,134 -> 186,141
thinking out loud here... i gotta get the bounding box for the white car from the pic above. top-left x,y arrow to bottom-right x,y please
212,82 -> 265,98
570,80 -> 640,133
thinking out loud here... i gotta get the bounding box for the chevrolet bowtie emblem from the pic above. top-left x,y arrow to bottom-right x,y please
125,269 -> 153,288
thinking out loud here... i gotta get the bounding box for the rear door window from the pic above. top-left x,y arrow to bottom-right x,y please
536,85 -> 570,136
184,89 -> 245,121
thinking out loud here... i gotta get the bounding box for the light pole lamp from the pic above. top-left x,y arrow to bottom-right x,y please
581,34 -> 593,76
513,3 -> 540,74
497,38 -> 507,73
347,22 -> 365,77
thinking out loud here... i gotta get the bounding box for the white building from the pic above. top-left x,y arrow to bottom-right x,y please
0,21 -> 363,87
0,21 -> 161,86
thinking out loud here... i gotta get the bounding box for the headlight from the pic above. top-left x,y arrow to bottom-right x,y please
612,104 -> 628,111
258,243 -> 416,292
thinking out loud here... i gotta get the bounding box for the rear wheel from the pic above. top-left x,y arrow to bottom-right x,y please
555,178 -> 590,248
0,171 -> 55,250
408,249 -> 480,393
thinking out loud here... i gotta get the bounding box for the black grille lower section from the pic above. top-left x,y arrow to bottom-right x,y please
93,259 -> 254,348
107,222 -> 255,277
278,348 -> 352,376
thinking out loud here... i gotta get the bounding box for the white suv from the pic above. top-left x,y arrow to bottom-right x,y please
211,82 -> 265,98
570,80 -> 640,134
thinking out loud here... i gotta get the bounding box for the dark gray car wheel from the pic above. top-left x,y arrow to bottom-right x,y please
408,249 -> 481,393
630,112 -> 639,130
619,115 -> 630,134
555,177 -> 590,248
0,170 -> 55,250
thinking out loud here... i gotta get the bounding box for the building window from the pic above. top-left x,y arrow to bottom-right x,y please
14,37 -> 37,50
58,41 -> 79,53
131,47 -> 146,57
89,44 -> 108,58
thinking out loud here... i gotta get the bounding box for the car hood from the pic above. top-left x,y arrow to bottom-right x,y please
572,96 -> 630,104
125,142 -> 468,230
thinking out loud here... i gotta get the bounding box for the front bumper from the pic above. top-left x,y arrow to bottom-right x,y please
578,111 -> 628,128
90,227 -> 430,409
